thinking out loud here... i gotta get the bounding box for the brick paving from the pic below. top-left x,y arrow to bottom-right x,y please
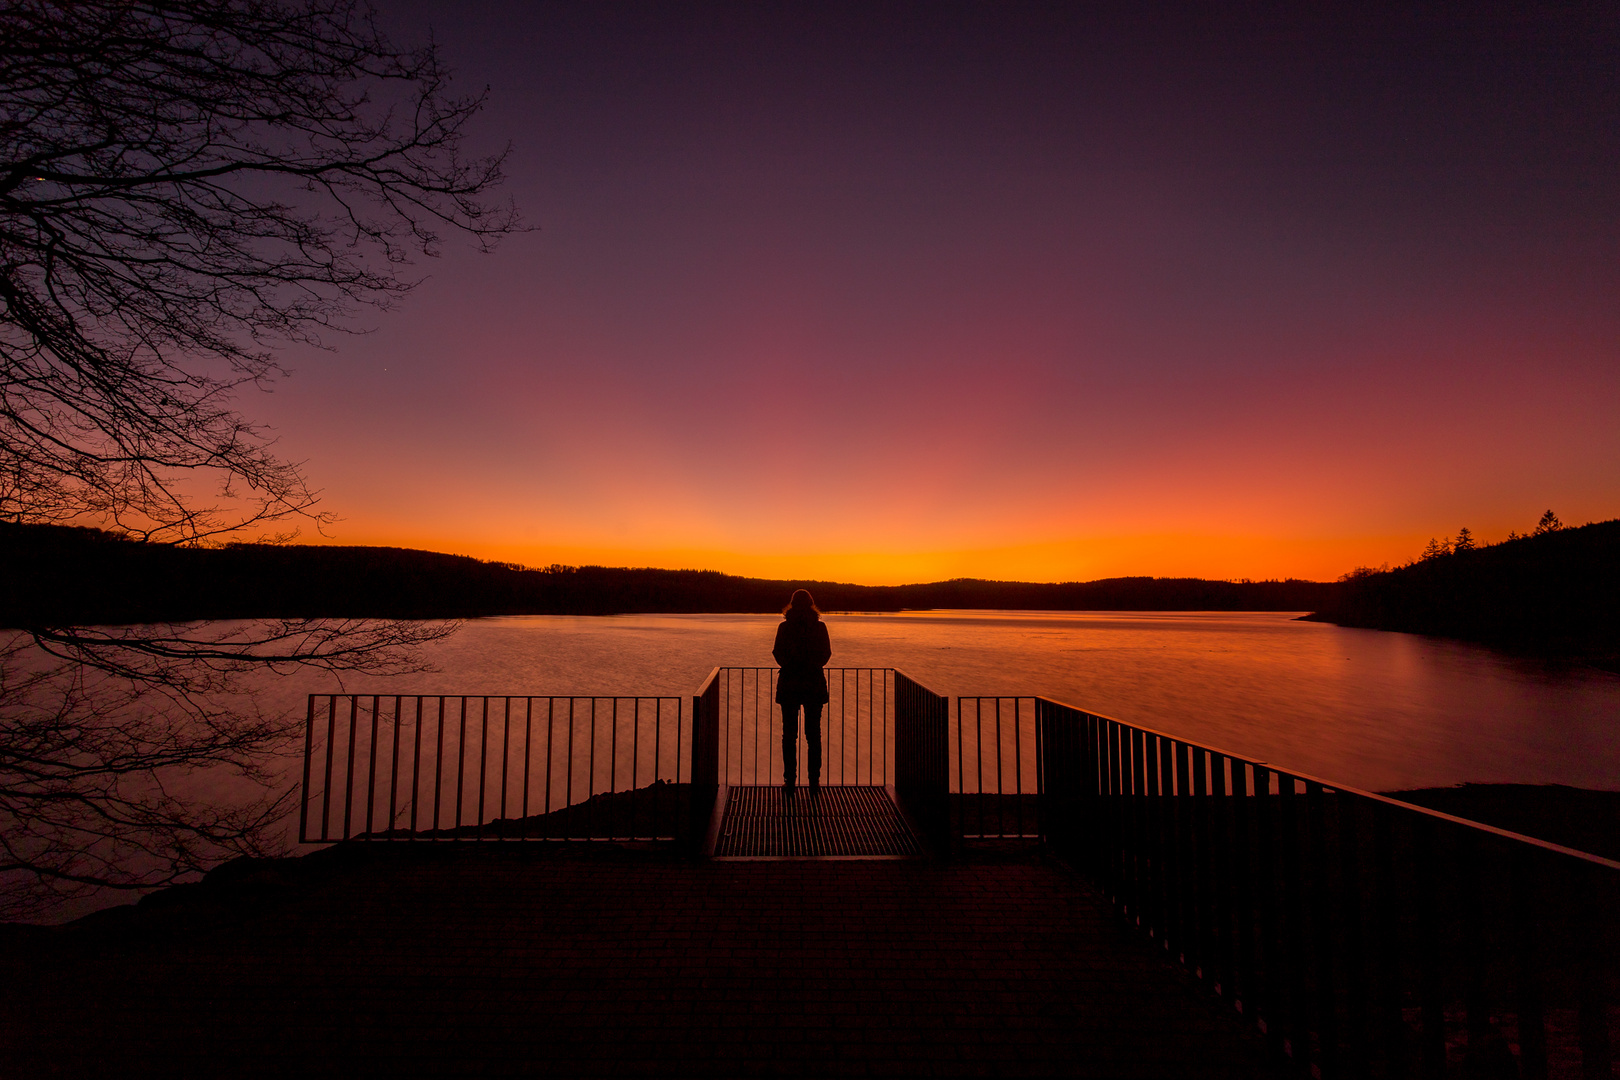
0,845 -> 1287,1078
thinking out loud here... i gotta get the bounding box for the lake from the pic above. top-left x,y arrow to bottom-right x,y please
310,610 -> 1620,794
19,609 -> 1620,924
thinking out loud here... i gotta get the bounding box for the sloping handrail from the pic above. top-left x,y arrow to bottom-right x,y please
1033,694 -> 1618,1079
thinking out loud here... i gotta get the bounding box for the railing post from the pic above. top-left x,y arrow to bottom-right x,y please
686,669 -> 721,853
894,670 -> 949,855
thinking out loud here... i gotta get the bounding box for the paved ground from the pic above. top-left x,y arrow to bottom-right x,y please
0,844 -> 1287,1078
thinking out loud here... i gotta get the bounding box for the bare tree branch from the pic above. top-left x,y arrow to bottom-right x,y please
1,0 -> 521,542
0,1 -> 520,918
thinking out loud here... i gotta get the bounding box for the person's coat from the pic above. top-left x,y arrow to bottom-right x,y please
773,614 -> 831,704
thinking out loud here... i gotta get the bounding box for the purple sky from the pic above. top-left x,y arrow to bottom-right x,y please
257,2 -> 1619,583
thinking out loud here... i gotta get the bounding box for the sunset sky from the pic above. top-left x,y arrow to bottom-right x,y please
258,2 -> 1619,585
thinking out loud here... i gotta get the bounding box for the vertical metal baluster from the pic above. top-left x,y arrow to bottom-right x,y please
342,696 -> 359,840
455,697 -> 468,835
855,669 -> 863,786
388,696 -> 402,838
522,698 -> 533,836
1014,699 -> 1025,838
565,698 -> 575,825
975,698 -> 986,837
1036,702 -> 1049,841
432,697 -> 445,838
299,696 -> 317,843
611,697 -> 621,837
632,697 -> 641,839
500,698 -> 512,838
589,697 -> 599,837
610,697 -> 619,798
544,699 -> 556,839
475,696 -> 489,839
848,667 -> 861,786
956,697 -> 965,834
992,697 -> 1005,837
881,668 -> 888,787
411,697 -> 424,837
364,695 -> 380,838
845,668 -> 852,785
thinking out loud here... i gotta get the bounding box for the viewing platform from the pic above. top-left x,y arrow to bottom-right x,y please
4,666 -> 1616,1077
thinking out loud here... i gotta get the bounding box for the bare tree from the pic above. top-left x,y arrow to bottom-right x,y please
2,0 -> 517,540
0,0 -> 520,917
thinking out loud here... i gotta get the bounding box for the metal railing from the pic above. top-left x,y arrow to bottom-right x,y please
1035,696 -> 1620,1080
299,694 -> 691,843
711,667 -> 894,787
690,670 -> 722,847
954,697 -> 1041,839
895,672 -> 950,852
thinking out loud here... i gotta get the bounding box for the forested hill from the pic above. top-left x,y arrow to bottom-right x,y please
1304,518 -> 1620,657
0,523 -> 1335,624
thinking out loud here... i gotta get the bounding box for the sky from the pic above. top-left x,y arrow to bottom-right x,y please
256,1 -> 1620,585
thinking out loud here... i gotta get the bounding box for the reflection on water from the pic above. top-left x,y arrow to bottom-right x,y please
307,610 -> 1620,794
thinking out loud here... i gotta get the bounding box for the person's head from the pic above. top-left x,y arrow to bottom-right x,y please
783,589 -> 820,619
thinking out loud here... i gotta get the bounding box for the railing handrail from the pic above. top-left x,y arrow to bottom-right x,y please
1030,692 -> 1620,871
310,691 -> 687,700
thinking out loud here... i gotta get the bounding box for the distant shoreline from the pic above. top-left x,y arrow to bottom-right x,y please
1298,519 -> 1619,673
0,521 -> 1335,625
5,520 -> 1614,674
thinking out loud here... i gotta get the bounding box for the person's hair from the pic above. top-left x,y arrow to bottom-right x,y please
782,589 -> 820,618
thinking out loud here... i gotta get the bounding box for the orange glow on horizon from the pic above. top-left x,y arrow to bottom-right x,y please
300,526 -> 1540,586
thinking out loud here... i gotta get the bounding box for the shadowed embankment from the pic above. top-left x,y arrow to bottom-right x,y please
0,843 -> 1288,1079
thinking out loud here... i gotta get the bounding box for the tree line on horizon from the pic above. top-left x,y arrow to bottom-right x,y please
0,521 -> 1338,625
1308,513 -> 1618,661
1341,509 -> 1569,576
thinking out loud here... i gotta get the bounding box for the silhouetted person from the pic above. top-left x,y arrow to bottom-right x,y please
773,589 -> 831,796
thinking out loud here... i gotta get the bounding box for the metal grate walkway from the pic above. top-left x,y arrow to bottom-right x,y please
713,785 -> 922,858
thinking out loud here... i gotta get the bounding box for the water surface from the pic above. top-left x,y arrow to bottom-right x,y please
317,610 -> 1620,794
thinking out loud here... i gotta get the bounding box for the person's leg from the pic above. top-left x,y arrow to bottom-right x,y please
804,701 -> 823,789
780,701 -> 799,788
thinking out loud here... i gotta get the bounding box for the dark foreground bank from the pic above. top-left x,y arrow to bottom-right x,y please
0,843 -> 1287,1079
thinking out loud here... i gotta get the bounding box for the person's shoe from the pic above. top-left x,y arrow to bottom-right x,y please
782,780 -> 795,799
808,779 -> 820,797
